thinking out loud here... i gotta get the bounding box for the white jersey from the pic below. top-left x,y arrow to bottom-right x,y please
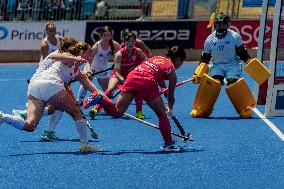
45,34 -> 61,54
30,51 -> 58,83
204,29 -> 243,65
91,40 -> 112,71
28,61 -> 80,102
40,35 -> 61,62
35,61 -> 79,84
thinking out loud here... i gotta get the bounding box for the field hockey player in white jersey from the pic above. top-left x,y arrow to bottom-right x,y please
12,37 -> 79,141
0,39 -> 106,153
40,21 -> 63,61
77,26 -> 120,107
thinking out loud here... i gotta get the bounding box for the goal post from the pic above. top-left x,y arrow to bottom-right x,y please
264,0 -> 284,116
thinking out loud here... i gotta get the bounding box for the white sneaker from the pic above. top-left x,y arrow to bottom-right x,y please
0,111 -> 3,124
79,143 -> 101,153
160,144 -> 183,152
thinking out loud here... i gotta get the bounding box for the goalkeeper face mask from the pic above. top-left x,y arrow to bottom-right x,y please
214,13 -> 230,39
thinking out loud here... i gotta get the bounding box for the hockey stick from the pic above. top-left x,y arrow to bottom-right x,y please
65,83 -> 99,139
160,77 -> 194,94
27,64 -> 114,84
68,64 -> 114,84
124,112 -> 193,142
159,77 -> 194,139
167,110 -> 192,141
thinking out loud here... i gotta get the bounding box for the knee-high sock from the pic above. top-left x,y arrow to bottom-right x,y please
2,113 -> 25,130
45,110 -> 63,132
99,98 -> 120,117
135,96 -> 143,113
77,85 -> 88,105
75,119 -> 88,144
94,90 -> 112,112
159,115 -> 173,145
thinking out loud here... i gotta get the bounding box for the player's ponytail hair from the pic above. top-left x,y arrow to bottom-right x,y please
166,45 -> 186,61
68,42 -> 90,56
58,36 -> 78,53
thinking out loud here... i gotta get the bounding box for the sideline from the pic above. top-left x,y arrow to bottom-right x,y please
252,107 -> 284,142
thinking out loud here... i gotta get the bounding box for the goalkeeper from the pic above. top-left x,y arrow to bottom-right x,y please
191,12 -> 270,118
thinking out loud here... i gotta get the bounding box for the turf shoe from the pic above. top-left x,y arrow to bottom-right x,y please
41,130 -> 60,141
135,111 -> 145,119
79,143 -> 101,153
83,91 -> 103,109
89,108 -> 98,119
160,144 -> 183,152
12,109 -> 27,120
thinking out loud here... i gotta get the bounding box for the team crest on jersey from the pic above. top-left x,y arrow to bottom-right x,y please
153,59 -> 164,65
132,55 -> 137,61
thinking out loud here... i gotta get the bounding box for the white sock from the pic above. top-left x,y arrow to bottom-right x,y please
2,113 -> 25,130
75,119 -> 88,144
45,110 -> 63,132
42,107 -> 49,116
77,85 -> 88,105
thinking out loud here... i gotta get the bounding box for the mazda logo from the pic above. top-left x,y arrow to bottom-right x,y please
90,27 -> 103,43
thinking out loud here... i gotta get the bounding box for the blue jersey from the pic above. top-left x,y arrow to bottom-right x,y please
204,29 -> 243,65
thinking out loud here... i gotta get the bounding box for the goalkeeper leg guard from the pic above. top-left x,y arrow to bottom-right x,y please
225,78 -> 256,118
192,63 -> 209,84
190,74 -> 221,118
245,58 -> 271,85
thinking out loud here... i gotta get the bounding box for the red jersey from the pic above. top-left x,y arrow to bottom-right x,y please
120,41 -> 150,58
119,47 -> 144,78
132,56 -> 175,82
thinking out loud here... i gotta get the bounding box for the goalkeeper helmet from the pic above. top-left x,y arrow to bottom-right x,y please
214,13 -> 230,39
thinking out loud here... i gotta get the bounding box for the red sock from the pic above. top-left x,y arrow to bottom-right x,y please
100,98 -> 120,117
135,96 -> 143,112
159,115 -> 173,145
94,90 -> 112,111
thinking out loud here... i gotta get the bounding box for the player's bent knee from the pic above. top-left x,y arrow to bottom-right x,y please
225,78 -> 256,118
24,121 -> 38,132
190,74 -> 221,118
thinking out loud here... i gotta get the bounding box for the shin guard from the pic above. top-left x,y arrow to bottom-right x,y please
159,115 -> 173,145
135,96 -> 143,112
190,74 -> 221,117
225,78 -> 256,118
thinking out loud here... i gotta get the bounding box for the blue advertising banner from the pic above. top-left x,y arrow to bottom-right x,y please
243,0 -> 278,7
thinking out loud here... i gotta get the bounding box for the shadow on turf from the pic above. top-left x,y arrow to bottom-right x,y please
204,117 -> 261,120
19,139 -> 98,143
8,148 -> 204,157
98,148 -> 204,155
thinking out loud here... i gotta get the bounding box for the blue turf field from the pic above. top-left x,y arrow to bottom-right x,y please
0,63 -> 283,189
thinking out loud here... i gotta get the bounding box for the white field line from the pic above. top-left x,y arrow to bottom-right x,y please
252,107 -> 284,142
